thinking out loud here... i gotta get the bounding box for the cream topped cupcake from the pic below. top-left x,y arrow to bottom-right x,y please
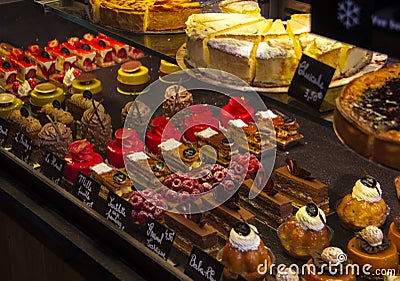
221,222 -> 273,281
277,203 -> 332,259
337,175 -> 388,230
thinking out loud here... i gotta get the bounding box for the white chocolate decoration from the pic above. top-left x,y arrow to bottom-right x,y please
360,225 -> 383,247
321,247 -> 346,266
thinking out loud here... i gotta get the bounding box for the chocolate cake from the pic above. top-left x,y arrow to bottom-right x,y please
164,212 -> 219,257
274,164 -> 330,213
239,179 -> 293,228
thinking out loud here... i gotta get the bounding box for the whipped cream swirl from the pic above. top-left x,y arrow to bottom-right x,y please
352,176 -> 382,203
229,224 -> 260,252
295,204 -> 326,231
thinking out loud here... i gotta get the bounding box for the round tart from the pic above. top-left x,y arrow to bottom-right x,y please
30,82 -> 65,113
117,61 -> 150,95
334,63 -> 400,170
0,93 -> 22,119
71,73 -> 102,100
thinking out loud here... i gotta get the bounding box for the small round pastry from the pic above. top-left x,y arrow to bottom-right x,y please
30,82 -> 65,114
346,225 -> 399,279
162,85 -> 193,119
303,246 -> 356,281
81,105 -> 112,154
159,59 -> 180,78
388,216 -> 400,252
220,97 -> 254,129
106,128 -> 144,169
0,93 -> 22,119
71,73 -> 102,100
38,122 -> 73,159
117,61 -> 150,95
221,221 -> 274,281
277,202 -> 333,260
64,140 -> 103,183
275,268 -> 299,281
337,175 -> 388,231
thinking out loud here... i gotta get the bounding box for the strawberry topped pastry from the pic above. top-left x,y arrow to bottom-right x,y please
96,33 -> 129,63
0,57 -> 17,88
10,79 -> 37,99
45,39 -> 77,72
6,48 -> 37,81
25,45 -> 56,80
128,46 -> 145,59
62,37 -> 96,71
81,33 -> 114,67
51,67 -> 82,92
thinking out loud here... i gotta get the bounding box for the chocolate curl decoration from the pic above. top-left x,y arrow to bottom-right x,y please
91,99 -> 105,130
46,114 -> 61,142
263,178 -> 278,196
286,159 -> 315,180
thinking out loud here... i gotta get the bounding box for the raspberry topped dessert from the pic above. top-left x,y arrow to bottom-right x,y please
25,45 -> 56,80
96,33 -> 129,63
81,33 -> 114,67
45,39 -> 77,72
129,190 -> 166,224
62,37 -> 96,71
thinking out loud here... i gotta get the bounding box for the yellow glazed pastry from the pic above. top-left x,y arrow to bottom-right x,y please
0,93 -> 22,119
71,73 -> 102,100
337,176 -> 388,231
347,226 -> 398,279
277,203 -> 332,260
30,82 -> 65,113
117,61 -> 150,95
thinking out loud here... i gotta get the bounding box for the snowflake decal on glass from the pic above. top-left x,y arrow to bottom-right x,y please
337,0 -> 361,29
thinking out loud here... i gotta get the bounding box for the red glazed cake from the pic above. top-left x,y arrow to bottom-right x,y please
183,104 -> 219,143
145,116 -> 181,155
45,39 -> 77,72
81,33 -> 115,67
62,37 -> 97,71
106,128 -> 144,169
220,96 -> 254,129
25,45 -> 56,80
64,139 -> 103,184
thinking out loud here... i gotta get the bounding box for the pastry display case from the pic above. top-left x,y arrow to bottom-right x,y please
0,1 -> 399,280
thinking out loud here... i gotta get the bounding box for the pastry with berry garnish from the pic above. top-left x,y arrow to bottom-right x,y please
45,39 -> 77,72
96,33 -> 129,63
6,47 -> 37,81
61,37 -> 96,71
10,79 -> 37,101
80,33 -> 114,67
25,45 -> 56,80
0,58 -> 17,88
129,190 -> 166,224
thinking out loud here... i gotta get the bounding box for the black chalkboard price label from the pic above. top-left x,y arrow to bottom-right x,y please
12,130 -> 33,163
184,246 -> 224,281
72,172 -> 101,209
288,54 -> 335,110
41,152 -> 66,186
144,218 -> 175,260
0,117 -> 10,147
104,191 -> 133,231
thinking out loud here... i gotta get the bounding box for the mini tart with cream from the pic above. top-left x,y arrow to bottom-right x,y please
277,203 -> 332,260
337,175 -> 388,231
221,222 -> 273,281
347,226 -> 399,279
303,247 -> 356,281
117,61 -> 150,95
